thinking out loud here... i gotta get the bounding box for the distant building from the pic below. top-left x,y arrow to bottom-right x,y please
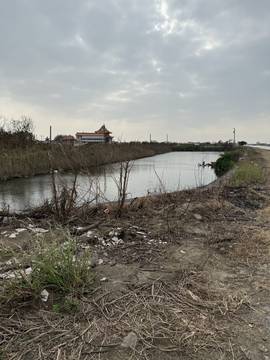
54,135 -> 75,145
76,125 -> 113,144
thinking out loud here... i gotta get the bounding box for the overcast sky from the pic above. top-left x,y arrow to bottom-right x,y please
0,0 -> 269,142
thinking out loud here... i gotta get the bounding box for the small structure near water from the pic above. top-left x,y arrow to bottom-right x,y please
76,125 -> 113,144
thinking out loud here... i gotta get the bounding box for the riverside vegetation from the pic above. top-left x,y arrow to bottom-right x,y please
1,145 -> 270,359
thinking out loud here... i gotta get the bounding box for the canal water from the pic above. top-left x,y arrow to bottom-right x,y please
0,151 -> 220,212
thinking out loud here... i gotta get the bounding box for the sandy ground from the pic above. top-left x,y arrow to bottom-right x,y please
0,148 -> 270,359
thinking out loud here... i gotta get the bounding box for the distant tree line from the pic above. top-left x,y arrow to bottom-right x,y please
0,116 -> 35,149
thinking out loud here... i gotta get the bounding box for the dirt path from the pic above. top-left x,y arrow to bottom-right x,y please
1,148 -> 270,359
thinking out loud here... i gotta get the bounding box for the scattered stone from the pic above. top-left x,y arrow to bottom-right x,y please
40,289 -> 49,302
259,344 -> 269,353
121,332 -> 138,349
90,253 -> 99,268
194,213 -> 203,221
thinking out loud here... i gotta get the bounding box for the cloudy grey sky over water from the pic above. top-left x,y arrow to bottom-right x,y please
0,0 -> 269,142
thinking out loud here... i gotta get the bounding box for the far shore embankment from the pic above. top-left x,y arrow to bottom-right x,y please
0,142 -> 232,181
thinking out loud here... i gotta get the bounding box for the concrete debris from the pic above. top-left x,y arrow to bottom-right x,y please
121,332 -> 138,349
40,289 -> 49,302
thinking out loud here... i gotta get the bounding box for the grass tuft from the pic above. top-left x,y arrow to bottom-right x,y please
230,162 -> 265,187
0,235 -> 94,306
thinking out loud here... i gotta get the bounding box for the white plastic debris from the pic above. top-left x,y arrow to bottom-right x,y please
100,277 -> 107,282
0,271 -> 17,280
9,233 -> 17,239
16,228 -> 27,233
40,289 -> 49,302
31,228 -> 49,234
25,267 -> 33,276
98,259 -> 104,265
86,230 -> 93,238
1,231 -> 7,235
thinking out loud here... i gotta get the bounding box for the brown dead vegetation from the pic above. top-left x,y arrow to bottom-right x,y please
1,148 -> 270,359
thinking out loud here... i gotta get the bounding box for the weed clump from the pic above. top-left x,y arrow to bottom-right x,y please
0,236 -> 94,306
214,149 -> 242,176
230,162 -> 265,186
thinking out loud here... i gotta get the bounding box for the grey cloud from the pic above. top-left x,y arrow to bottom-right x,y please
0,0 -> 270,141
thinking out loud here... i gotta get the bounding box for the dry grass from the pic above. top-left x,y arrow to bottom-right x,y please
0,143 -> 172,180
230,162 -> 265,187
0,269 -> 247,360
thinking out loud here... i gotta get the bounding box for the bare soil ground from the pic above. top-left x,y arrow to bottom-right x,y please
1,149 -> 270,359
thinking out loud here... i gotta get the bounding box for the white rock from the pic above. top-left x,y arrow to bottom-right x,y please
40,289 -> 49,302
86,230 -> 93,238
98,259 -> 104,265
121,332 -> 138,349
100,277 -> 107,282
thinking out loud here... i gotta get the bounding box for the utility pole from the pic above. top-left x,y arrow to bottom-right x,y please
166,134 -> 169,143
233,128 -> 236,145
49,125 -> 52,143
149,133 -> 152,143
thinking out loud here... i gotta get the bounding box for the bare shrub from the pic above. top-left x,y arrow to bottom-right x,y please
113,160 -> 133,217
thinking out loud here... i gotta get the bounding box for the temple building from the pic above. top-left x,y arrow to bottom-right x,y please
76,125 -> 113,144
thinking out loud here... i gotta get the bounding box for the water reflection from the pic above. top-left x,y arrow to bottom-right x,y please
0,151 -> 220,212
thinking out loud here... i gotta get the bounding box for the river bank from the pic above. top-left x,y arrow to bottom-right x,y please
0,142 -> 173,181
0,147 -> 269,359
0,142 -> 234,181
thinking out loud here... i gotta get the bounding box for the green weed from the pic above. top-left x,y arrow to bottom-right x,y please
230,162 -> 265,186
0,235 -> 94,306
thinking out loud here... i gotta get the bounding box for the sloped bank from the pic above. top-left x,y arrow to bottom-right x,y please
0,148 -> 269,359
